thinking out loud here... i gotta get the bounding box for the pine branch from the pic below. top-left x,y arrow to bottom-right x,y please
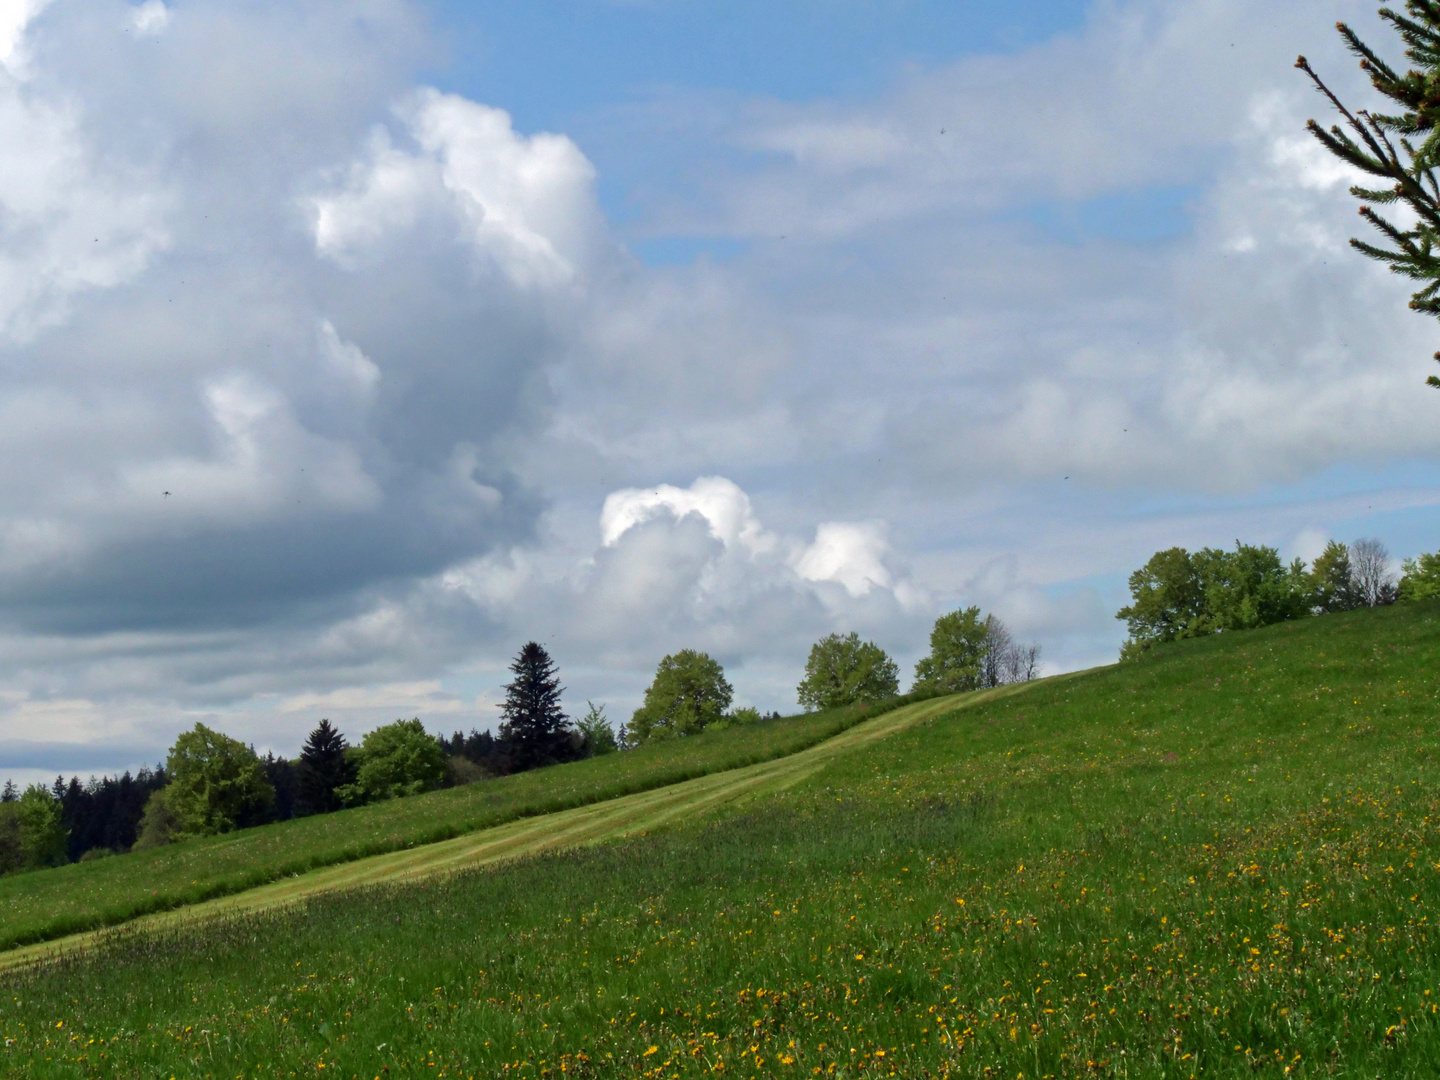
1301,7 -> 1440,388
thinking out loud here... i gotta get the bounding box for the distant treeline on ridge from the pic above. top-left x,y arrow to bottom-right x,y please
27,527 -> 1428,876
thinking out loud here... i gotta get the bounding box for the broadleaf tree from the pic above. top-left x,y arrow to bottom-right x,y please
1298,5 -> 1440,384
796,632 -> 899,712
1118,542 -> 1315,659
1309,540 -> 1362,613
1400,547 -> 1440,599
629,650 -> 733,744
336,719 -> 448,804
163,723 -> 275,838
576,701 -> 619,757
912,607 -> 990,693
914,608 -> 1041,694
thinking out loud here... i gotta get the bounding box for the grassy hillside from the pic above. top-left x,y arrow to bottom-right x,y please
0,693 -> 976,973
0,697 -> 902,951
6,602 -> 1440,1077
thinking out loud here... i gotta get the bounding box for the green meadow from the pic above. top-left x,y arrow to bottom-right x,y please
0,699 -> 894,951
5,602 -> 1440,1077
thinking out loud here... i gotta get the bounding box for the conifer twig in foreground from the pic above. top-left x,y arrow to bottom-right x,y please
1298,4 -> 1440,385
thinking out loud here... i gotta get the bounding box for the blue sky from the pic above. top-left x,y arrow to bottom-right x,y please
424,0 -> 1094,129
424,0 -> 1100,248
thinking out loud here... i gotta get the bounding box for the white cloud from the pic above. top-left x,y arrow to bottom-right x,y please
0,81 -> 169,340
129,0 -> 167,37
793,521 -> 893,597
313,90 -> 602,287
317,319 -> 381,396
600,476 -> 773,553
0,0 -> 48,73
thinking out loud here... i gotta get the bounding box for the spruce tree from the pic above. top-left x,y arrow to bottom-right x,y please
296,719 -> 352,816
498,642 -> 572,771
1299,5 -> 1440,384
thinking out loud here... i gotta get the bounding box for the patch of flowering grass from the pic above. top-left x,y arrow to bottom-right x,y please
0,697 -> 903,952
4,603 -> 1440,1077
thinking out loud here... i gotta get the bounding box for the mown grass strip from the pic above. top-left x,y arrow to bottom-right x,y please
0,692 -> 939,952
0,692 -> 981,973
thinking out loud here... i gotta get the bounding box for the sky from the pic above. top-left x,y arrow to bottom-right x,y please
0,0 -> 1437,785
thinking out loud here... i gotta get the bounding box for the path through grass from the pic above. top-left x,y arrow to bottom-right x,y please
0,697 -> 911,951
0,691 -> 979,972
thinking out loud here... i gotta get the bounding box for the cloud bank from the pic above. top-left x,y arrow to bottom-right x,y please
0,0 -> 1435,778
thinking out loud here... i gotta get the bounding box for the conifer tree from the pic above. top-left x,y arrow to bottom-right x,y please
296,719 -> 352,816
1299,5 -> 1440,383
498,642 -> 573,771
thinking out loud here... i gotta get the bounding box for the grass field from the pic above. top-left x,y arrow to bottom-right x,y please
0,696 -> 906,951
0,693 -> 977,974
5,602 -> 1440,1077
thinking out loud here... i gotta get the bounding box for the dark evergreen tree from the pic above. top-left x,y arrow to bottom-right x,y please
1,780 -> 15,802
1299,6 -> 1440,383
497,642 -> 574,772
441,728 -> 506,774
296,719 -> 353,816
53,766 -> 166,860
260,753 -> 297,823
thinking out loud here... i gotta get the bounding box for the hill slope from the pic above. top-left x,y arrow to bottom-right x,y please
0,697 -> 907,950
5,602 -> 1440,1078
0,692 -> 981,972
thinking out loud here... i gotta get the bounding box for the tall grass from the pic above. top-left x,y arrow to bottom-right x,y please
5,603 -> 1440,1076
0,697 -> 913,951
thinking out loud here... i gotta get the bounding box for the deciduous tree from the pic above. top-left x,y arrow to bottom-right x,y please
1118,543 -> 1311,658
13,785 -> 66,869
1309,540 -> 1362,612
797,632 -> 899,712
1400,547 -> 1440,599
630,650 -> 733,743
337,719 -> 448,804
1351,537 -> 1399,606
913,607 -> 990,693
163,723 -> 275,838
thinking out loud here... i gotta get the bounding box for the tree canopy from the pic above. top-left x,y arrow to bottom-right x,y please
1309,540 -> 1361,613
629,650 -> 733,744
164,723 -> 275,838
0,785 -> 67,872
796,632 -> 899,712
913,608 -> 1040,693
912,608 -> 989,694
1116,540 -> 1395,659
1298,4 -> 1440,384
1400,548 -> 1440,599
337,719 -> 448,804
576,701 -> 619,757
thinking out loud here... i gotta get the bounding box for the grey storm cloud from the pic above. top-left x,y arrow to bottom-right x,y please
0,2 -> 582,643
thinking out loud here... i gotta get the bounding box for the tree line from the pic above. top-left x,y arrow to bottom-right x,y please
1117,537 -> 1440,658
0,605 -> 1040,873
